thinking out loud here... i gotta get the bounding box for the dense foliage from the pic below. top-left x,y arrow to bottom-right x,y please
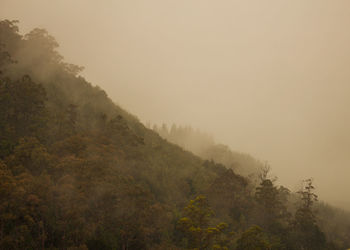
0,19 -> 349,249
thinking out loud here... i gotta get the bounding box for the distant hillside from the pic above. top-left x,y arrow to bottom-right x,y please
152,123 -> 263,176
0,19 -> 349,249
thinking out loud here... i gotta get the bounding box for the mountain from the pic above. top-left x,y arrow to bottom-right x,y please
0,19 -> 349,249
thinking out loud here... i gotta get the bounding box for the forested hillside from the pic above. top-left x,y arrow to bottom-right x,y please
152,124 -> 263,176
0,19 -> 350,249
153,124 -> 350,249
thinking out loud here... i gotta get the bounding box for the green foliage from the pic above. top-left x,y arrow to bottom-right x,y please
236,226 -> 271,250
177,195 -> 230,250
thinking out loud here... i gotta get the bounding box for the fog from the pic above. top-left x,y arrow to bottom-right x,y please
2,0 -> 350,209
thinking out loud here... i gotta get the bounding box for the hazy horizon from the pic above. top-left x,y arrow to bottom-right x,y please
2,0 -> 350,210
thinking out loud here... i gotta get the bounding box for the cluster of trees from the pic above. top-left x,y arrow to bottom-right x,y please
176,175 -> 332,249
154,123 -> 350,248
152,124 -> 263,176
151,124 -> 215,156
0,19 -> 350,249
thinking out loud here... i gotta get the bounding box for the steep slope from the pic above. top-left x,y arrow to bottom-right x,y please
0,19 -> 349,249
0,20 -> 227,249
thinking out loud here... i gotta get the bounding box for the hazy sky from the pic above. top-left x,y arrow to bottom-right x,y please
2,0 -> 350,209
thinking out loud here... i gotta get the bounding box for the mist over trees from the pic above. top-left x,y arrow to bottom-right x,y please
152,123 -> 263,176
1,19 -> 350,249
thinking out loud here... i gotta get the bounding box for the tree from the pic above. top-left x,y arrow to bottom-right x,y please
0,20 -> 21,57
177,195 -> 229,249
5,137 -> 53,176
24,28 -> 62,65
206,168 -> 250,231
0,75 -> 47,157
0,43 -> 14,73
289,179 -> 327,250
254,167 -> 289,231
236,226 -> 271,250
